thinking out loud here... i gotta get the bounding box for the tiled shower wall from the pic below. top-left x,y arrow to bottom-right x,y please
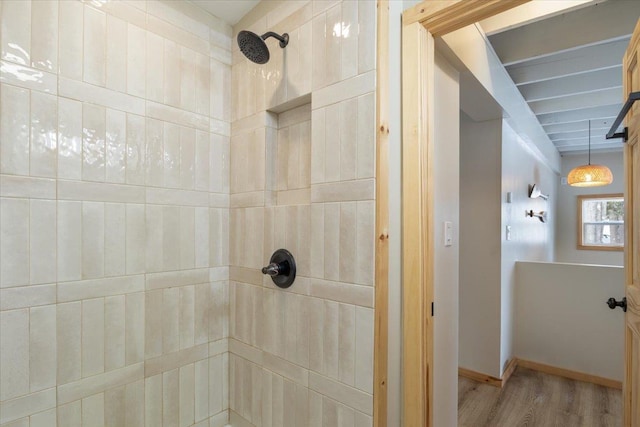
229,1 -> 376,426
0,1 -> 231,426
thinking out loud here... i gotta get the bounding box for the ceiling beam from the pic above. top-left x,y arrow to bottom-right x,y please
543,117 -> 616,134
548,129 -> 609,141
519,67 -> 621,101
529,87 -> 622,114
555,140 -> 624,151
506,38 -> 628,85
537,104 -> 621,125
479,0 -> 597,35
488,0 -> 640,65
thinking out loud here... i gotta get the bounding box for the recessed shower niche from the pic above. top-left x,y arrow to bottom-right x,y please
264,99 -> 312,279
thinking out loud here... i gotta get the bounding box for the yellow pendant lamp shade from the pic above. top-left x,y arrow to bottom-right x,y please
568,120 -> 613,187
567,164 -> 613,187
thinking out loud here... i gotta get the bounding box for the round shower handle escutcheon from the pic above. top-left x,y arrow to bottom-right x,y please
262,249 -> 296,288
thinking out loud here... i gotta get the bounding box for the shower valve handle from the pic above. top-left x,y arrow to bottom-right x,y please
262,263 -> 281,276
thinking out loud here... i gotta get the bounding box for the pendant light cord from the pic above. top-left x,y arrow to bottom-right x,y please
588,120 -> 591,165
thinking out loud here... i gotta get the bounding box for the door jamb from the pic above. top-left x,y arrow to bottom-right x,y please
399,1 -> 530,425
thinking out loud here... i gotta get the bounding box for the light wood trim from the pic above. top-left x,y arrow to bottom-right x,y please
403,0 -> 530,35
501,357 -> 518,386
517,359 -> 622,390
402,21 -> 433,427
576,193 -> 624,252
458,358 -> 518,389
623,21 -> 640,425
458,368 -> 503,388
373,1 -> 390,426
400,2 -> 533,426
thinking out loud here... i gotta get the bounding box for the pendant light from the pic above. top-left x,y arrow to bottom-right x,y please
567,120 -> 613,187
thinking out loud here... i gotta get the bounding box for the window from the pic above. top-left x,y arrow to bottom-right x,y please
577,194 -> 624,251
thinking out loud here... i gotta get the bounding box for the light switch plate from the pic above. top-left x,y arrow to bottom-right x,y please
506,225 -> 512,241
444,221 -> 453,246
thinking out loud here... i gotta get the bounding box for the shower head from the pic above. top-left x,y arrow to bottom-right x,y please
237,30 -> 289,64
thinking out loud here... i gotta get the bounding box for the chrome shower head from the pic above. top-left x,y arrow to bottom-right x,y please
237,30 -> 289,64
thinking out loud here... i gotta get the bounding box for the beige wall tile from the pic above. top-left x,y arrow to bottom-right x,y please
309,372 -> 372,416
1,0 -> 31,66
82,104 -> 106,183
57,302 -> 82,385
57,401 -> 81,427
58,0 -> 83,80
195,359 -> 209,421
82,202 -> 105,279
125,379 -> 145,427
29,91 -> 57,178
0,284 -> 56,311
163,368 -> 180,427
0,175 -> 56,200
341,0 -> 358,81
58,363 -> 143,405
146,31 -> 164,103
125,203 -> 146,274
29,407 -> 57,427
163,287 -> 181,354
58,275 -> 144,303
127,24 -> 146,98
125,292 -> 145,365
179,286 -> 196,349
0,309 -> 30,400
1,198 -> 29,287
83,6 -> 106,86
0,388 -> 56,425
29,200 -> 56,285
338,304 -> 355,387
355,307 -> 374,394
106,109 -> 127,184
125,114 -> 146,185
82,298 -> 105,377
0,84 -> 30,175
322,301 -> 339,380
145,289 -> 163,358
104,385 -> 126,427
105,295 -> 126,371
356,93 -> 375,180
104,203 -> 126,277
145,374 -> 162,427
179,364 -> 196,427
82,393 -> 105,427
29,305 -> 57,392
57,201 -> 82,282
58,97 -> 83,181
339,202 -> 357,284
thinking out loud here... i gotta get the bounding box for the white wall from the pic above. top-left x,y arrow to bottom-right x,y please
433,53 -> 460,427
459,114 -> 503,378
555,151 -> 624,266
501,122 -> 557,373
515,261 -> 624,381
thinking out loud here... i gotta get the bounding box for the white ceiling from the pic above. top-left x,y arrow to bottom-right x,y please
483,0 -> 640,154
190,0 -> 259,25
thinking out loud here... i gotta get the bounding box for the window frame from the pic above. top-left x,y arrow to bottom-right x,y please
577,193 -> 624,251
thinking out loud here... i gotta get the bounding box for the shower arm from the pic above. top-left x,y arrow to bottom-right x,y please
261,31 -> 289,48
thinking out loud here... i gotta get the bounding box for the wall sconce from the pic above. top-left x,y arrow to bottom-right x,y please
528,184 -> 549,201
527,210 -> 548,223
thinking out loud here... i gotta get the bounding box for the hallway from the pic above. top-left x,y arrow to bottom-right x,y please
458,367 -> 622,426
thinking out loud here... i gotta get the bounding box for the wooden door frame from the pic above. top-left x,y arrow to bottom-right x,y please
399,1 -> 530,426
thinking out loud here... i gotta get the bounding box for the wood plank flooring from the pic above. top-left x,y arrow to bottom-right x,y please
458,367 -> 622,426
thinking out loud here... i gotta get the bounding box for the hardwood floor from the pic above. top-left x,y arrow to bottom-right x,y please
458,367 -> 622,427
